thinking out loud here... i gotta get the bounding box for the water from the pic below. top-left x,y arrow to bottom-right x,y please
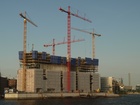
0,94 -> 140,105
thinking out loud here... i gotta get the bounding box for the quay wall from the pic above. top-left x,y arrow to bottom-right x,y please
5,92 -> 119,99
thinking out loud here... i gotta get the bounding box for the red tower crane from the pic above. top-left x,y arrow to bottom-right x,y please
44,38 -> 85,55
59,6 -> 92,92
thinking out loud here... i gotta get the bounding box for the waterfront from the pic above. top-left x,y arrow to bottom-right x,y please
1,94 -> 140,105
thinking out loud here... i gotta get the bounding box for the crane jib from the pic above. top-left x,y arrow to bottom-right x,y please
19,13 -> 38,27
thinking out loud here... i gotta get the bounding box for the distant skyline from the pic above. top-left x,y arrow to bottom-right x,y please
0,0 -> 140,87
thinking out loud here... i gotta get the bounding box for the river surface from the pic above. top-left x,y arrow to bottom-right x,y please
0,94 -> 140,105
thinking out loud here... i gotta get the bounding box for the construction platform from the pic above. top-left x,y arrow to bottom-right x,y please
19,51 -> 99,72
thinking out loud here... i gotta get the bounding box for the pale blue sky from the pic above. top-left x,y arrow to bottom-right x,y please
0,0 -> 140,87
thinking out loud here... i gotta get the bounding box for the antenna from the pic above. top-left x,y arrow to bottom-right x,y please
128,73 -> 131,86
31,44 -> 34,52
0,67 -> 1,77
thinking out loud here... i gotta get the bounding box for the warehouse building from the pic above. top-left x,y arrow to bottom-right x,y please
17,51 -> 100,93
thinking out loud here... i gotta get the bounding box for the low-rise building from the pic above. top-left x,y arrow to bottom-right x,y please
0,75 -> 8,96
136,84 -> 140,92
8,78 -> 17,89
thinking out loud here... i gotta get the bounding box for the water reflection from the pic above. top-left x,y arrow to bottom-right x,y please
16,100 -> 36,105
1,95 -> 140,105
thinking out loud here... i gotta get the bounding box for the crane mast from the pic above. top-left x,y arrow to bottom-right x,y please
71,27 -> 101,58
59,6 -> 91,92
23,13 -> 27,92
44,38 -> 85,55
19,12 -> 37,92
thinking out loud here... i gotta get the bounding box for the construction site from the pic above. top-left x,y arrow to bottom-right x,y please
5,6 -> 104,99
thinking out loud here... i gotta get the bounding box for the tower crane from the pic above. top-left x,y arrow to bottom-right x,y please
59,6 -> 92,92
19,12 -> 37,92
71,27 -> 101,58
44,38 -> 85,55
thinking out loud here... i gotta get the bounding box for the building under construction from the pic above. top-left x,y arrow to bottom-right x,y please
17,51 -> 100,93
16,6 -> 100,96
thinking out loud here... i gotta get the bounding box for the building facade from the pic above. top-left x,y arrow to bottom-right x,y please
0,76 -> 8,96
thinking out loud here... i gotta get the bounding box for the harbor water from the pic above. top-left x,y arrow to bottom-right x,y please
0,94 -> 140,105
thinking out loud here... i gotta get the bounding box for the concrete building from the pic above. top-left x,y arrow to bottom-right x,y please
17,68 -> 100,93
17,51 -> 100,93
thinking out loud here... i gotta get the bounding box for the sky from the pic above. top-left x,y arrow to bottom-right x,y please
0,0 -> 140,88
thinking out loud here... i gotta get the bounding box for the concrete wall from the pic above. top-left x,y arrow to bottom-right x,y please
5,93 -> 42,99
63,71 -> 76,92
17,68 -> 100,93
26,69 -> 45,92
17,69 -> 46,92
92,73 -> 100,91
17,69 -> 24,91
78,72 -> 90,92
46,71 -> 61,92
40,64 -> 67,71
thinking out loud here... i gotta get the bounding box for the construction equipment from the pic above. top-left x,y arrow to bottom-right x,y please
71,27 -> 101,58
44,38 -> 85,55
59,6 -> 91,92
19,12 -> 37,92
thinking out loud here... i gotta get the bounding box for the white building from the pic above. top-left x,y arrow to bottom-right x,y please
101,77 -> 113,92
